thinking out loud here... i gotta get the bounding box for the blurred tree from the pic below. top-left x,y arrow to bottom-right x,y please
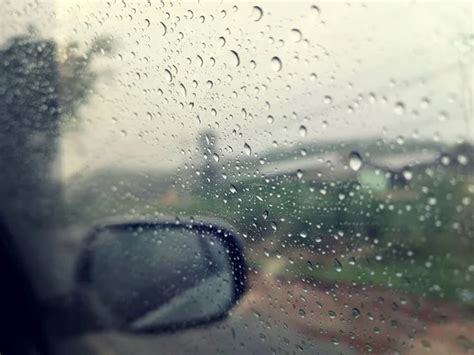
57,35 -> 114,126
0,30 -> 114,223
0,31 -> 114,307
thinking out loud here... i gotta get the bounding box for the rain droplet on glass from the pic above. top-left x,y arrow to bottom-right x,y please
252,6 -> 263,21
349,151 -> 363,171
243,143 -> 252,156
271,56 -> 282,72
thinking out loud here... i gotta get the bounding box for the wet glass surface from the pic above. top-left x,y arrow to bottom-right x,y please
1,1 -> 473,354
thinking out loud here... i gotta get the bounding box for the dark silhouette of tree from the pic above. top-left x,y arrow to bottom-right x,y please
0,30 -> 114,224
0,32 -> 114,343
0,33 -> 61,224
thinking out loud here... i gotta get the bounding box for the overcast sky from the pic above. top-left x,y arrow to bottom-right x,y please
1,1 -> 472,179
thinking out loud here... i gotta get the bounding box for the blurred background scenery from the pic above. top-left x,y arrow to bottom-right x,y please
1,1 -> 473,354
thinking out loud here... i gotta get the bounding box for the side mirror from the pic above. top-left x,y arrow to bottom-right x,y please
70,221 -> 246,333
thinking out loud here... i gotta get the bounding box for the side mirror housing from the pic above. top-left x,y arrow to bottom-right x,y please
47,220 -> 247,334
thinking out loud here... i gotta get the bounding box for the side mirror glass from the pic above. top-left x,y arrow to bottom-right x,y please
74,221 -> 246,333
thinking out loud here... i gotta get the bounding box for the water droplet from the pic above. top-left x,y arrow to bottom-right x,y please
323,95 -> 333,104
230,50 -> 240,67
394,101 -> 405,115
164,69 -> 173,83
179,83 -> 187,96
349,152 -> 363,171
266,115 -> 274,123
218,36 -> 226,47
193,55 -> 202,68
334,258 -> 342,272
428,197 -> 437,206
328,310 -> 337,319
252,6 -> 263,21
421,340 -> 431,350
438,111 -> 448,122
365,343 -> 374,352
402,167 -> 413,180
296,169 -> 303,179
144,19 -> 151,27
310,5 -> 321,18
439,155 -> 450,166
352,308 -> 361,319
230,184 -> 237,194
458,154 -> 468,165
160,21 -> 167,36
298,125 -> 307,137
262,210 -> 269,220
213,153 -> 220,162
420,97 -> 430,109
271,56 -> 282,72
309,73 -> 317,81
243,143 -> 252,156
298,308 -> 306,317
290,28 -> 302,42
299,231 -> 307,239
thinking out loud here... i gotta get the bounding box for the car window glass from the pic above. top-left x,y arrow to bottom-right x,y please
1,1 -> 473,354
